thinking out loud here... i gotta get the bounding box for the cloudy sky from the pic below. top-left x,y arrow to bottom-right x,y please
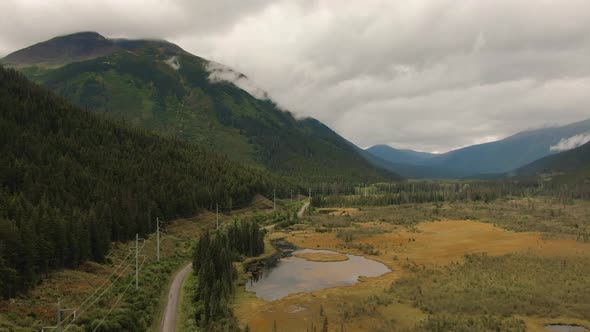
2,0 -> 590,153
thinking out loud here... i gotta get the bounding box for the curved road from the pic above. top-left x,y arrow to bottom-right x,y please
160,263 -> 192,332
160,200 -> 310,331
264,200 -> 310,231
297,201 -> 311,218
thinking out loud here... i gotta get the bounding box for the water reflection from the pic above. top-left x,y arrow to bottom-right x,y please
246,249 -> 390,301
545,325 -> 588,331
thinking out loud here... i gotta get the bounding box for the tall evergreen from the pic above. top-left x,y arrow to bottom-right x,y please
0,66 -> 295,298
192,221 -> 265,330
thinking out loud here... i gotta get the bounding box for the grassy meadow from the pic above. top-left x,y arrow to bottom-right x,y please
234,197 -> 590,332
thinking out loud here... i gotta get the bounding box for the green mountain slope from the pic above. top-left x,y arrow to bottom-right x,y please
516,141 -> 590,183
0,65 -> 296,297
427,119 -> 590,176
366,144 -> 435,165
3,32 -> 398,183
1,31 -> 118,67
364,145 -> 467,179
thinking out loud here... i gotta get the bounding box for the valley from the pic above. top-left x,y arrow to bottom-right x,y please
233,199 -> 590,332
0,195 -> 302,331
1,24 -> 590,332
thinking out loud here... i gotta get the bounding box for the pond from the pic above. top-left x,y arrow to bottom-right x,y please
545,325 -> 588,331
246,248 -> 390,301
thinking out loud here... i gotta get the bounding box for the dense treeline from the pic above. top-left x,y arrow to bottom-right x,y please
310,180 -> 590,207
192,221 -> 264,331
0,66 -> 295,298
227,219 -> 265,257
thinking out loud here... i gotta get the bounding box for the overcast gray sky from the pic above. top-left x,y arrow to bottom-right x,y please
2,0 -> 590,153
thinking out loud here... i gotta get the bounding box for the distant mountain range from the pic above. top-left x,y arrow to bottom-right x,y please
366,145 -> 436,165
516,141 -> 590,183
366,119 -> 590,178
2,32 -> 399,183
5,31 -> 588,183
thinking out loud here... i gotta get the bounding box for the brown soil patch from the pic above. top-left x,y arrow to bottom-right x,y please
293,252 -> 349,262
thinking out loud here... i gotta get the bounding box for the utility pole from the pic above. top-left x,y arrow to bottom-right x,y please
57,298 -> 61,332
156,217 -> 160,262
131,234 -> 145,290
42,299 -> 75,332
216,203 -> 219,230
135,233 -> 139,289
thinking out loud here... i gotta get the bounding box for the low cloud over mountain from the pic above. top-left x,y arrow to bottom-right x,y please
2,0 -> 590,152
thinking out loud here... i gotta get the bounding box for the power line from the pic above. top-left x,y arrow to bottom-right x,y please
157,217 -> 161,262
63,240 -> 150,331
90,255 -> 148,331
90,280 -> 134,332
135,234 -> 145,289
60,251 -> 134,330
41,298 -> 76,332
62,260 -> 134,330
56,192 -> 301,331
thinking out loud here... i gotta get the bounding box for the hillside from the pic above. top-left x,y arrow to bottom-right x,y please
428,119 -> 590,175
2,32 -> 398,184
0,65 -> 297,298
366,145 -> 435,165
366,119 -> 590,178
364,145 -> 467,178
0,32 -> 119,67
515,141 -> 590,183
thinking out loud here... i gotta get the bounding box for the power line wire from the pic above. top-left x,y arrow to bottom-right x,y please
90,279 -> 134,332
62,260 -> 134,330
60,251 -> 134,329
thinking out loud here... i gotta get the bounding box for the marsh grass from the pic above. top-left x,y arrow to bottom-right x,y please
409,314 -> 526,332
393,253 -> 590,320
325,198 -> 590,238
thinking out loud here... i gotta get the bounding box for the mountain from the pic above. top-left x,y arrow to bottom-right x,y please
0,65 -> 298,297
1,31 -> 120,67
365,145 -> 435,165
366,119 -> 590,178
363,145 -> 465,178
516,141 -> 590,182
2,32 -> 398,184
358,148 -> 461,179
427,119 -> 590,175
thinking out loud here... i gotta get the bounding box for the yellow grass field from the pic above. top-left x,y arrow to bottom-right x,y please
234,214 -> 590,332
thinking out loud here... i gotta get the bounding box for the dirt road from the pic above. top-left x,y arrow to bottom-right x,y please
160,200 -> 310,331
297,201 -> 310,218
160,263 -> 192,332
264,200 -> 310,231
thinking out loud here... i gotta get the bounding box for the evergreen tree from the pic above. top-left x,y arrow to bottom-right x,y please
0,66 -> 297,298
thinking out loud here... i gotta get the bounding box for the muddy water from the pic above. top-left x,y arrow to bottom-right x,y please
545,325 -> 588,331
246,248 -> 390,301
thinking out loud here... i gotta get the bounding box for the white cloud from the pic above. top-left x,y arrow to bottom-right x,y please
206,61 -> 268,100
2,0 -> 590,152
550,132 -> 590,152
164,56 -> 180,70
